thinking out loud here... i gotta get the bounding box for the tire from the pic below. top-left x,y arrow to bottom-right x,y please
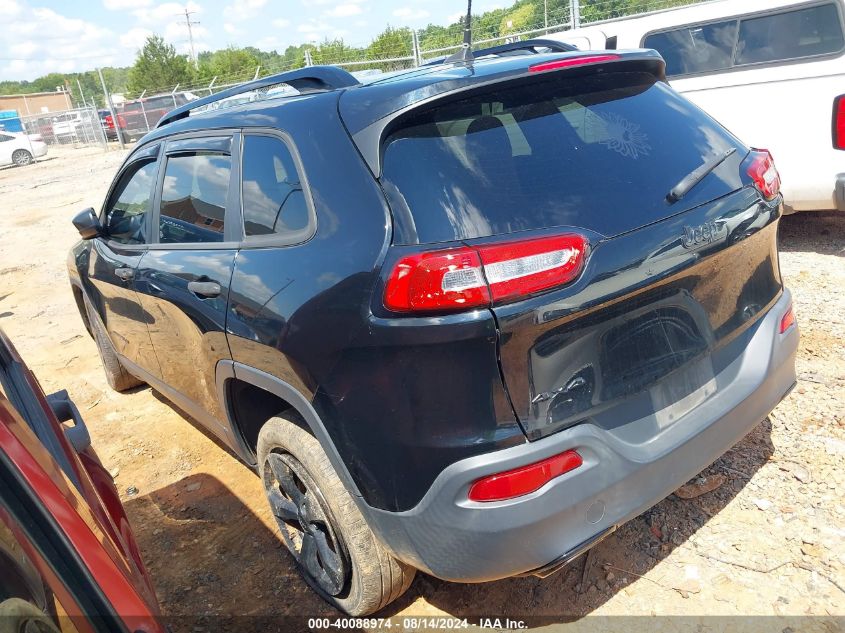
257,414 -> 415,616
0,598 -> 61,633
83,297 -> 142,392
11,149 -> 32,166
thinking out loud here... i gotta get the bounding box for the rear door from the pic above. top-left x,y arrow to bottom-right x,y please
86,143 -> 161,375
380,68 -> 783,439
134,133 -> 239,431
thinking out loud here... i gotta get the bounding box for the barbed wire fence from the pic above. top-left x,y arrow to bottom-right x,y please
90,0 -> 710,141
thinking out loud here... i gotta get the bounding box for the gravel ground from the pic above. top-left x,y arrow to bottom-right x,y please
0,146 -> 842,631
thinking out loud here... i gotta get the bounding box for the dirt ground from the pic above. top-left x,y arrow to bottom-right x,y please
1,147 -> 843,630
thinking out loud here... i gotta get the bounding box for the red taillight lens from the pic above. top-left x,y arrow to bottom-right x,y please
384,247 -> 490,312
383,234 -> 588,313
468,450 -> 583,502
104,115 -> 115,129
476,234 -> 588,303
834,95 -> 845,150
746,149 -> 781,201
780,304 -> 796,333
529,54 -> 620,73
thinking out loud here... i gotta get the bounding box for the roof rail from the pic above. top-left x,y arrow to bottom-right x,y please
423,38 -> 577,67
157,66 -> 361,128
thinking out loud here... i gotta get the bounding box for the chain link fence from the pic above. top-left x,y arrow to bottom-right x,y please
21,106 -> 107,148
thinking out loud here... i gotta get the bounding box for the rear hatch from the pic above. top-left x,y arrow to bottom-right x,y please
378,59 -> 784,439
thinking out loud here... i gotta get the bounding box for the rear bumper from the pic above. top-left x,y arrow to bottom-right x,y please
363,290 -> 798,582
835,174 -> 845,212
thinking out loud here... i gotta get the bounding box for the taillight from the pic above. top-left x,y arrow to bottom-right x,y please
834,95 -> 845,150
476,234 -> 588,303
780,303 -> 796,334
104,115 -> 115,129
746,149 -> 781,201
384,247 -> 489,312
468,450 -> 583,502
383,234 -> 588,313
529,54 -> 620,73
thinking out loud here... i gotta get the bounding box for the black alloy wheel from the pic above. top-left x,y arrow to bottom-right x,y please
263,451 -> 350,597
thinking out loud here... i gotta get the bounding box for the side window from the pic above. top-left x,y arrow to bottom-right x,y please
104,160 -> 158,245
159,152 -> 230,244
736,3 -> 845,65
643,20 -> 738,76
241,135 -> 311,239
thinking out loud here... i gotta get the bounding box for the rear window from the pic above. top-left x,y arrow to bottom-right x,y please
381,72 -> 743,244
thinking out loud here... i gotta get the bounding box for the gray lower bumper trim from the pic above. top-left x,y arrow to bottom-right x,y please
836,174 -> 845,211
519,525 -> 617,579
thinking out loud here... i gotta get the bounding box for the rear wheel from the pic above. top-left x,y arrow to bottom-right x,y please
257,414 -> 415,615
83,297 -> 142,392
11,150 -> 32,166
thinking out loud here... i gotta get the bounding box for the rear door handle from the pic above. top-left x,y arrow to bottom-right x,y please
114,267 -> 134,281
187,281 -> 222,298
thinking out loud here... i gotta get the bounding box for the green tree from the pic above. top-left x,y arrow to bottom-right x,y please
128,35 -> 194,95
197,47 -> 260,83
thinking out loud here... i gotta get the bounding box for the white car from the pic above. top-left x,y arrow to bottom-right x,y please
0,132 -> 48,167
547,0 -> 845,213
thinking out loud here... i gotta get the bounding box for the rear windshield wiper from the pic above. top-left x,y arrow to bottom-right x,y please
666,147 -> 737,204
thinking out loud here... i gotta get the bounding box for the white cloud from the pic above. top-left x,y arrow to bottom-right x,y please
0,0 -> 23,17
0,2 -> 123,80
223,0 -> 266,23
132,1 -> 202,25
120,27 -> 153,51
393,7 -> 429,20
324,3 -> 362,18
103,0 -> 151,9
446,11 -> 464,23
272,18 -> 290,28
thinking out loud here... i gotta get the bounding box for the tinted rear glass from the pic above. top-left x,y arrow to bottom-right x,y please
381,72 -> 744,244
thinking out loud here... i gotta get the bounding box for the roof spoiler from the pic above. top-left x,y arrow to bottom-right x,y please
157,66 -> 361,129
424,39 -> 577,67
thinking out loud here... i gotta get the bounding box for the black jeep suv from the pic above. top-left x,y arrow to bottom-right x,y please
67,43 -> 798,615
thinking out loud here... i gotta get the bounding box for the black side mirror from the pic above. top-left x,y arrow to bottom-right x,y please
72,208 -> 102,240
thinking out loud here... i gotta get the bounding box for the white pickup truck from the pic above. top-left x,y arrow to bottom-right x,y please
548,0 -> 845,213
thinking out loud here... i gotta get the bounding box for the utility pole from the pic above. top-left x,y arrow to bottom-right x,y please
570,0 -> 581,29
544,0 -> 548,32
179,8 -> 200,70
76,78 -> 88,108
97,67 -> 125,150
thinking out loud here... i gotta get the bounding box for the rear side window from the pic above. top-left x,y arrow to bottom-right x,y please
643,20 -> 738,75
240,135 -> 311,240
644,2 -> 845,76
736,4 -> 845,65
159,153 -> 230,244
381,72 -> 741,244
105,160 -> 158,245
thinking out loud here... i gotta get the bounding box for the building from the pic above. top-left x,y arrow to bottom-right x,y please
0,90 -> 73,116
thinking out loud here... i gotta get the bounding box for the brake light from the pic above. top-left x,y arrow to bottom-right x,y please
104,115 -> 115,129
746,149 -> 781,201
834,95 -> 845,150
383,234 -> 588,313
384,247 -> 489,312
529,54 -> 620,73
780,304 -> 796,333
468,450 -> 583,502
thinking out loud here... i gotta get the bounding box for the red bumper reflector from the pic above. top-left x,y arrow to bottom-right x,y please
780,304 -> 796,333
529,54 -> 621,73
468,450 -> 583,502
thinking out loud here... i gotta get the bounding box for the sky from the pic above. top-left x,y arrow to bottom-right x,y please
0,0 -> 507,81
